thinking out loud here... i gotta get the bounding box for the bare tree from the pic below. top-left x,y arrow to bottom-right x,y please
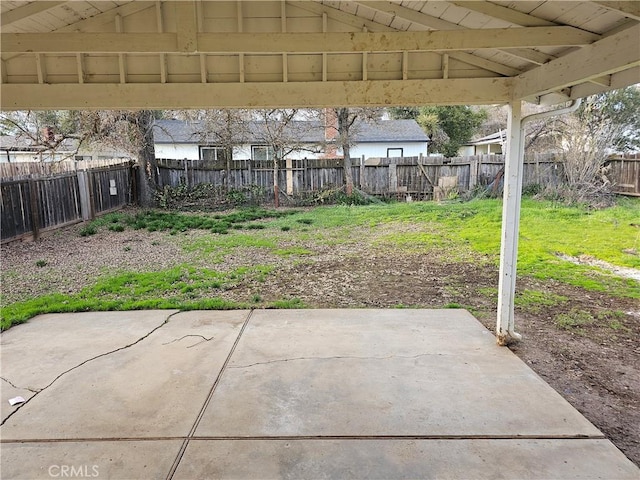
171,109 -> 253,187
326,107 -> 382,196
254,109 -> 322,207
77,110 -> 159,206
0,110 -> 85,161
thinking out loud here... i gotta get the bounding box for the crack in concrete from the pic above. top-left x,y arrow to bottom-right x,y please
162,334 -> 215,349
0,311 -> 180,427
228,353 -> 443,370
0,376 -> 40,394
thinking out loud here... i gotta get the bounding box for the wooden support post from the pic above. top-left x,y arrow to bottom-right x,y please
28,179 -> 40,240
360,155 -> 365,190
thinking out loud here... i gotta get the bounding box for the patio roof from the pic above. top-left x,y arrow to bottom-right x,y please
1,1 -> 638,110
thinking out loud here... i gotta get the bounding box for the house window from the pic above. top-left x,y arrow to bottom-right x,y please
387,148 -> 403,158
200,146 -> 230,162
252,145 -> 276,161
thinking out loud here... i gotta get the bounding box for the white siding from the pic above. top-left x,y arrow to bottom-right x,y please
155,143 -> 200,160
155,141 -> 428,160
351,142 -> 427,159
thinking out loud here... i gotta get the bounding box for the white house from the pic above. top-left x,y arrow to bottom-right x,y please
153,118 -> 429,161
0,135 -> 132,163
458,131 -> 506,156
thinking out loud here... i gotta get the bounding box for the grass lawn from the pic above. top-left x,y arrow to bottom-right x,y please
1,197 -> 638,330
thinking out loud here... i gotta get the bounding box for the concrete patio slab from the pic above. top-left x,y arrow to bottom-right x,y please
1,440 -> 183,479
1,310 -> 249,439
174,438 -> 640,480
0,310 -> 177,422
1,308 -> 638,479
196,309 -> 600,437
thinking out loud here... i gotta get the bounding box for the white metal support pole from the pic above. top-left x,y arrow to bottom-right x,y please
496,100 -> 524,346
496,98 -> 582,345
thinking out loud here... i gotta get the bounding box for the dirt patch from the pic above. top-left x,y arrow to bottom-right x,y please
2,217 -> 638,466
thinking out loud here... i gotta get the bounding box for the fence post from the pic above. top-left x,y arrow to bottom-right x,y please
28,179 -> 40,241
360,155 -> 365,190
286,158 -> 294,195
388,159 -> 398,193
77,170 -> 94,221
469,156 -> 478,189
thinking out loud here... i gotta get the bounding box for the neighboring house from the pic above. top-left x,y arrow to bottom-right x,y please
0,135 -> 131,163
153,118 -> 428,161
458,131 -> 506,156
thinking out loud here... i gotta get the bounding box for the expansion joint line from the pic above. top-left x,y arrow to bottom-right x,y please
165,309 -> 255,480
0,311 -> 179,427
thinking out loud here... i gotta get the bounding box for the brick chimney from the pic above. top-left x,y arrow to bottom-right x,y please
42,126 -> 55,143
323,108 -> 338,158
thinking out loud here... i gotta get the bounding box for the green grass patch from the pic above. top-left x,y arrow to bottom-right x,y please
514,289 -> 568,313
364,198 -> 639,298
477,286 -> 498,298
273,247 -> 313,256
443,302 -> 464,309
79,224 -> 97,236
81,208 -> 296,237
0,265 -> 275,330
268,298 -> 306,309
184,233 -> 277,262
554,308 -> 595,331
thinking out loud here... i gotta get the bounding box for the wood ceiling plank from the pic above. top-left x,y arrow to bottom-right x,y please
594,1 -> 640,21
450,1 -> 556,26
1,1 -> 65,27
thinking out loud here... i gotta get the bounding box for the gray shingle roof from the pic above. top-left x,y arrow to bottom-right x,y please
153,118 -> 428,144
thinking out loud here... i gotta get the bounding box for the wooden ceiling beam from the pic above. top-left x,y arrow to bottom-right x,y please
514,23 -> 640,99
0,77 -> 512,110
1,27 -> 597,54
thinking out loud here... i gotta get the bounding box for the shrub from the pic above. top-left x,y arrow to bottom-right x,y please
79,225 -> 97,236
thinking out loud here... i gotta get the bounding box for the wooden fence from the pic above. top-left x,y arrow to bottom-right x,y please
0,158 -> 132,180
1,164 -> 134,243
606,156 -> 640,196
2,153 -> 635,243
157,153 -> 564,200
